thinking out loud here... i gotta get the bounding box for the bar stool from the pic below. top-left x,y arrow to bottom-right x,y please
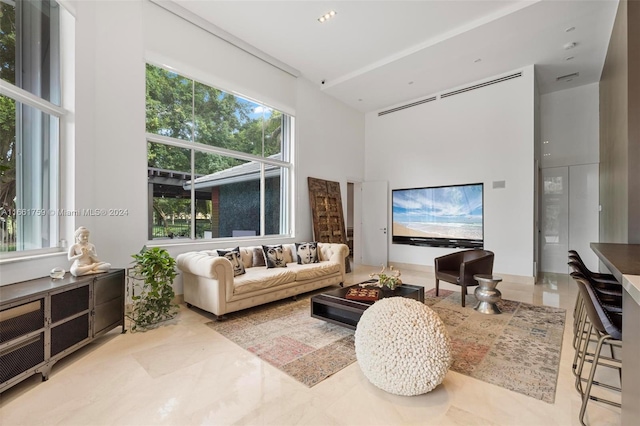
567,252 -> 622,354
570,273 -> 622,426
568,250 -> 620,284
569,271 -> 622,379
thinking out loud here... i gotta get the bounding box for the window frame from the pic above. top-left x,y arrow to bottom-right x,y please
0,0 -> 72,260
145,65 -> 295,243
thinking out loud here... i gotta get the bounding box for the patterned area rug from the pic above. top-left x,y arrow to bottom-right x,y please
205,288 -> 566,401
205,294 -> 355,387
425,289 -> 566,403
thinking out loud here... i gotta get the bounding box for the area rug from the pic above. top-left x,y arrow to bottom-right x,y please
425,289 -> 566,403
205,294 -> 356,387
205,288 -> 566,402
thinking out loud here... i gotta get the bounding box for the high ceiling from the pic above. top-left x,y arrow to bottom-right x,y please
169,0 -> 619,113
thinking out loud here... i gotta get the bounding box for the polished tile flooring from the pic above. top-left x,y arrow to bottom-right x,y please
0,266 -> 622,425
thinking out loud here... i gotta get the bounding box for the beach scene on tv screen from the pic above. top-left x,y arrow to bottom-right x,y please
393,185 -> 483,240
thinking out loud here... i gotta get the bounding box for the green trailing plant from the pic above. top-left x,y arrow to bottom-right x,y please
127,246 -> 178,331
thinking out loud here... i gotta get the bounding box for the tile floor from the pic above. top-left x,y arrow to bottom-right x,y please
0,265 -> 622,425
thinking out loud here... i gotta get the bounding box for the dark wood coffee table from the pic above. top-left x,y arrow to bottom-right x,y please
310,283 -> 425,330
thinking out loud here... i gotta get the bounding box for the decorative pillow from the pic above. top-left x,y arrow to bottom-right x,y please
217,248 -> 246,277
295,242 -> 319,265
262,245 -> 287,269
253,247 -> 266,267
216,247 -> 240,255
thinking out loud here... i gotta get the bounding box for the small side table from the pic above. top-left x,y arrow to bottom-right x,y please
473,274 -> 503,314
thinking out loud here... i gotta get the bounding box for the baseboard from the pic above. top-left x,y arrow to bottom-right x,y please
390,262 -> 535,285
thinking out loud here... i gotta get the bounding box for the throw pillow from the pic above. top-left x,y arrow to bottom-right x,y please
262,245 -> 287,269
217,248 -> 245,277
253,247 -> 266,267
295,242 -> 319,265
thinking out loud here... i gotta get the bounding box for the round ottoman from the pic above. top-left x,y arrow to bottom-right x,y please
355,297 -> 451,396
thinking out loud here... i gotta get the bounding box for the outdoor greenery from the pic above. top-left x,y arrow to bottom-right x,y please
127,246 -> 178,331
0,3 -> 16,249
145,64 -> 285,238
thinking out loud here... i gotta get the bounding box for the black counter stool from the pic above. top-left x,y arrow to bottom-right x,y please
570,273 -> 622,426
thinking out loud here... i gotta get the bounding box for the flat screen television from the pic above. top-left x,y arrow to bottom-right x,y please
392,183 -> 484,249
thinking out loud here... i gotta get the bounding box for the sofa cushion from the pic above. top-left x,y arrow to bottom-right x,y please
283,244 -> 295,264
295,242 -> 319,264
233,267 -> 297,295
238,247 -> 253,269
252,247 -> 266,267
262,245 -> 287,268
287,261 -> 341,281
217,249 -> 246,277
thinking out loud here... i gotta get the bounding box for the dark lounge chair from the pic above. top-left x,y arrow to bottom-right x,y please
434,249 -> 495,307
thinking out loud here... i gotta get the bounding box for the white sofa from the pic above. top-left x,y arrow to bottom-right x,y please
176,243 -> 349,319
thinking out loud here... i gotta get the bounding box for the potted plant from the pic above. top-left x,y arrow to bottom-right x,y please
127,246 -> 178,331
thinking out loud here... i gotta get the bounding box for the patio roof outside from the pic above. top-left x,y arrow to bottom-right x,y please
185,153 -> 283,190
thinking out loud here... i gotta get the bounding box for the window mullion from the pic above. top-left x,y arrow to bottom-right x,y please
0,81 -> 66,118
260,163 -> 265,237
190,80 -> 196,240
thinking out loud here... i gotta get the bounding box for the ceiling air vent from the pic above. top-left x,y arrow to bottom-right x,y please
378,96 -> 437,117
556,72 -> 579,82
440,72 -> 523,99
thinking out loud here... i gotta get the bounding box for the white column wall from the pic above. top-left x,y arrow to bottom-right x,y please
539,83 -> 600,272
365,67 -> 536,280
0,0 -> 365,287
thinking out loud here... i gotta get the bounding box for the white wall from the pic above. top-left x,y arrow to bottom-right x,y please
539,83 -> 600,272
540,83 -> 600,168
0,0 -> 365,287
365,67 -> 536,280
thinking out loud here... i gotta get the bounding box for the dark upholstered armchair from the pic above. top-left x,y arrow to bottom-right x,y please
434,249 -> 495,307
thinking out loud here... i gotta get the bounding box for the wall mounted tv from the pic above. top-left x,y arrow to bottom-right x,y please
392,183 -> 484,249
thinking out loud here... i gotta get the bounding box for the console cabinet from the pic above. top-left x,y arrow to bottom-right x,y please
0,269 -> 125,393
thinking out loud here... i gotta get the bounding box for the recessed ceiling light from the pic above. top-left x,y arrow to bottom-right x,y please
318,10 -> 337,23
474,58 -> 482,63
565,56 -> 575,61
565,26 -> 576,32
564,42 -> 577,50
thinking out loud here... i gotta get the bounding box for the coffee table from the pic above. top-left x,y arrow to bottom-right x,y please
310,283 -> 425,330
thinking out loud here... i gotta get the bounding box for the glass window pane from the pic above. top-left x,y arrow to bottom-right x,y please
146,64 -> 194,141
193,152 -> 258,238
1,96 -> 59,252
265,166 -> 287,236
194,82 -> 260,155
0,2 -> 15,86
147,142 -> 192,240
1,0 -> 61,105
263,109 -> 283,158
0,94 -> 17,252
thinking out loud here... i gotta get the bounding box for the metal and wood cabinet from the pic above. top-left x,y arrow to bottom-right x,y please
0,269 -> 125,393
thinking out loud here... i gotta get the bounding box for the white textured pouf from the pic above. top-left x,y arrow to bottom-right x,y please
355,297 -> 452,396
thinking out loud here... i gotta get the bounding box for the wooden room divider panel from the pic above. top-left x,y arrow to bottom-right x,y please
307,177 -> 350,272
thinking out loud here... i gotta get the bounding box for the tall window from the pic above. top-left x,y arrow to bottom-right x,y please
0,0 -> 63,253
145,64 -> 293,240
